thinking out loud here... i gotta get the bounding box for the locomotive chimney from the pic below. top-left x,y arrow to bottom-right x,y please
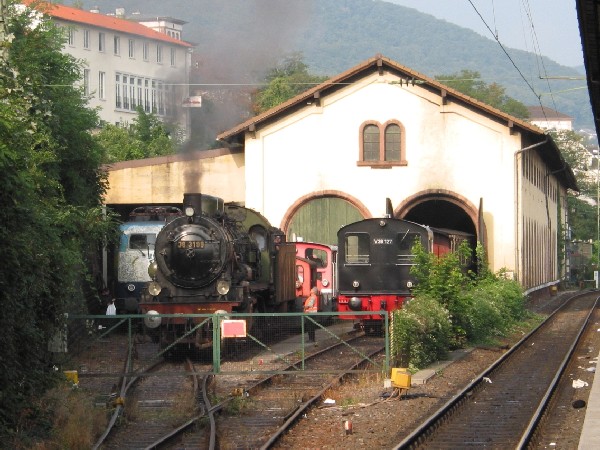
183,193 -> 224,216
385,198 -> 393,218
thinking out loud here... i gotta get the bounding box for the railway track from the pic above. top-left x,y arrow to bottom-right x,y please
530,296 -> 600,448
141,334 -> 384,449
78,320 -> 378,449
393,292 -> 599,449
215,334 -> 384,449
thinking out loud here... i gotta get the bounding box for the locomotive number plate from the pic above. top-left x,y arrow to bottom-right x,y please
177,240 -> 205,249
373,238 -> 393,245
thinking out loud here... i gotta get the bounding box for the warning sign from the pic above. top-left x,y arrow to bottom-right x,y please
221,319 -> 247,338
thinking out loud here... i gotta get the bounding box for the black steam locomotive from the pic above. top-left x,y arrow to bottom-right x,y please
138,193 -> 297,350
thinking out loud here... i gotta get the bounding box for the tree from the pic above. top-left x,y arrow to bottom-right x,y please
0,1 -> 117,439
435,70 -> 530,119
548,129 -> 598,242
95,107 -> 178,163
550,129 -> 595,197
253,53 -> 328,114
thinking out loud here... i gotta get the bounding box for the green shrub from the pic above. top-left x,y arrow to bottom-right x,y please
390,241 -> 526,369
390,295 -> 452,371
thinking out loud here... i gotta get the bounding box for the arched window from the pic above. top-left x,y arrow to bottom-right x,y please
384,123 -> 401,161
363,124 -> 380,161
358,120 -> 406,167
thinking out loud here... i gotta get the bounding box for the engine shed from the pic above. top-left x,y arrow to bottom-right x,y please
105,55 -> 577,298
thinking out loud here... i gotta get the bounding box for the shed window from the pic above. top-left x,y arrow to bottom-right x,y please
363,125 -> 380,161
358,120 -> 407,167
385,124 -> 401,161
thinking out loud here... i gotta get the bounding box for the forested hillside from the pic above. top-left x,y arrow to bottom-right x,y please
76,0 -> 592,131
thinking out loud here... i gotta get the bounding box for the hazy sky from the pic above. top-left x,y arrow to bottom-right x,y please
387,0 -> 583,68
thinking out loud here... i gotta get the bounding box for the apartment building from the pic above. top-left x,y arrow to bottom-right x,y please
31,2 -> 194,138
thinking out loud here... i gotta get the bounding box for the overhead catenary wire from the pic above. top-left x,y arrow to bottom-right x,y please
466,0 -> 587,126
466,0 -> 541,104
519,0 -> 561,117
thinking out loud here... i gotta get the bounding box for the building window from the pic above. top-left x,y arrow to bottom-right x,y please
83,69 -> 90,96
116,73 -> 166,114
151,80 -> 157,112
98,71 -> 105,100
157,81 -> 164,114
156,45 -> 163,63
67,28 -> 75,46
128,39 -> 135,58
122,76 -> 129,109
143,42 -> 149,61
362,124 -> 379,162
384,123 -> 401,161
83,29 -> 90,49
166,30 -> 180,40
130,77 -> 136,109
98,32 -> 105,52
137,79 -> 142,109
114,36 -> 120,55
115,74 -> 121,108
170,48 -> 176,67
358,120 -> 407,167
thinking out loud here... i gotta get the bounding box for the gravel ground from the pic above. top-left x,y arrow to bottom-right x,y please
274,291 -> 600,450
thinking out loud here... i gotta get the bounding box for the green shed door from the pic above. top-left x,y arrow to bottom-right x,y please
287,197 -> 364,245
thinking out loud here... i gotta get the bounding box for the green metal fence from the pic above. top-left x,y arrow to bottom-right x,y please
50,312 -> 390,380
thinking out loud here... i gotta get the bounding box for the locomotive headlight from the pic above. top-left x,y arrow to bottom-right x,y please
127,283 -> 135,292
148,261 -> 158,279
217,279 -> 230,295
322,279 -> 329,287
185,206 -> 195,217
352,280 -> 360,288
148,281 -> 162,296
406,281 -> 413,288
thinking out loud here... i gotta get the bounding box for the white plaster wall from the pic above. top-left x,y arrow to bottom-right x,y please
245,72 -> 525,274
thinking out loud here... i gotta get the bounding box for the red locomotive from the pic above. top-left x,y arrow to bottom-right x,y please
294,241 -> 337,314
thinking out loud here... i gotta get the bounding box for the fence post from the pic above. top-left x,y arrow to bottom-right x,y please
300,314 -> 306,370
127,317 -> 133,374
384,313 -> 390,375
212,314 -> 221,373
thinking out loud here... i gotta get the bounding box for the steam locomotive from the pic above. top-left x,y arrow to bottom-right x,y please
336,209 -> 474,334
138,193 -> 298,350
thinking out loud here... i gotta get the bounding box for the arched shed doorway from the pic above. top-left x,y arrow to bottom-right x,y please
283,194 -> 370,245
396,190 -> 482,244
